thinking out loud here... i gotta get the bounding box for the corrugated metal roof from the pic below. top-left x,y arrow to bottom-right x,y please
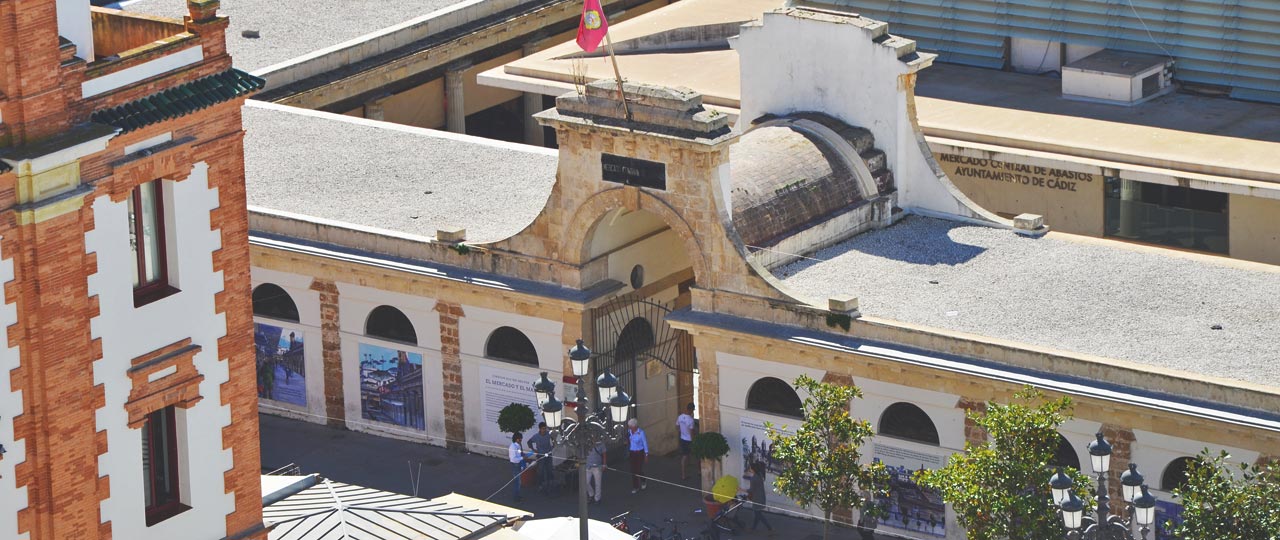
90,68 -> 265,133
264,479 -> 510,540
822,0 -> 1280,103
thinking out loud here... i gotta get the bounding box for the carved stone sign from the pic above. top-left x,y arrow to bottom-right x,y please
602,153 -> 666,190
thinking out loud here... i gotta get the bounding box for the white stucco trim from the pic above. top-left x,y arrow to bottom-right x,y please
0,238 -> 29,540
124,132 -> 173,156
336,283 -> 440,350
81,46 -> 203,99
459,305 -> 563,372
87,162 -> 235,539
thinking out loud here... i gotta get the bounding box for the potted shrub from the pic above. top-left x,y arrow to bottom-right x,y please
497,403 -> 537,486
692,432 -> 731,515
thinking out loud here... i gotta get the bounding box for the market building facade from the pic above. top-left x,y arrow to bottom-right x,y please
243,5 -> 1280,540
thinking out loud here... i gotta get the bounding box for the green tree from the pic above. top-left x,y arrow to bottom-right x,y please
915,387 -> 1091,540
765,375 -> 888,540
1168,449 -> 1280,540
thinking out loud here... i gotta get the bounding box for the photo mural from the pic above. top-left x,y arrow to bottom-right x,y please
873,444 -> 947,537
254,323 -> 306,406
359,343 -> 426,430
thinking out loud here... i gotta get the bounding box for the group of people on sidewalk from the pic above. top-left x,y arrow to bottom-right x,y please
503,402 -> 773,533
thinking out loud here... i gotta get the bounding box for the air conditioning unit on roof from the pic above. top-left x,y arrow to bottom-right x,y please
1061,49 -> 1175,105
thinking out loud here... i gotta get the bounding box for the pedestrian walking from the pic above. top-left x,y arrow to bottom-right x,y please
527,422 -> 556,495
745,462 -> 773,531
508,432 -> 531,502
586,441 -> 606,503
627,418 -> 649,493
676,402 -> 696,480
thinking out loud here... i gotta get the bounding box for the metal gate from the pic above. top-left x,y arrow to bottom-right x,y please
589,296 -> 694,404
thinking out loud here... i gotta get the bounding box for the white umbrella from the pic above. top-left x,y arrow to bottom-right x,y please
515,516 -> 633,540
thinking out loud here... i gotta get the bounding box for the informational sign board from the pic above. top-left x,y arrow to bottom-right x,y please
873,443 -> 947,538
480,364 -> 545,448
602,153 -> 667,190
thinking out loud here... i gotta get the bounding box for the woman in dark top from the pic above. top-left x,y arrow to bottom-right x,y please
747,461 -> 773,531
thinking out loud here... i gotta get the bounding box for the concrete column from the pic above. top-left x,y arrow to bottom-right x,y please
523,92 -> 546,147
444,67 -> 467,134
521,40 -> 547,146
363,96 -> 387,121
310,279 -> 345,428
435,301 -> 467,450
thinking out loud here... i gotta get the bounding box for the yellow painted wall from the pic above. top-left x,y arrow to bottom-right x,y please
1229,194 -> 1280,265
462,51 -> 524,116
932,144 -> 1105,236
383,78 -> 446,129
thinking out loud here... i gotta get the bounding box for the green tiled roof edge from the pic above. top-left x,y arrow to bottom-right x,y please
91,68 -> 265,133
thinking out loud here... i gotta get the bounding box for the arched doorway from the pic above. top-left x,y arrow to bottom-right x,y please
583,207 -> 698,453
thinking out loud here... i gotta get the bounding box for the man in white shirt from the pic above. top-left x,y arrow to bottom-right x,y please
677,402 -> 696,480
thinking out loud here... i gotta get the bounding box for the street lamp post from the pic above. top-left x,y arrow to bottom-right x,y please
1050,432 -> 1158,540
533,339 -> 633,540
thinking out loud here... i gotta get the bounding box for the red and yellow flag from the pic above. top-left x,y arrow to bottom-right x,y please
576,0 -> 609,52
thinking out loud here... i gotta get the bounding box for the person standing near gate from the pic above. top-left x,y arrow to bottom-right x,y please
508,432 -> 532,502
586,441 -> 606,504
527,422 -> 556,495
677,402 -> 697,480
627,418 -> 649,493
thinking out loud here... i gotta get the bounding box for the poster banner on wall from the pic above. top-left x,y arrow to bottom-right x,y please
359,343 -> 425,430
479,364 -> 544,447
1154,500 -> 1182,540
873,443 -> 947,537
739,416 -> 796,509
255,323 -> 306,406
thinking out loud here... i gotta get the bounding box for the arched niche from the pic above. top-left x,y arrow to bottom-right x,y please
746,377 -> 803,419
365,305 -> 417,345
878,402 -> 940,446
484,326 -> 539,366
252,283 -> 299,322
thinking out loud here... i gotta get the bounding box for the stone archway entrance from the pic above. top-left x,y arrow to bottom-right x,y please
581,207 -> 698,453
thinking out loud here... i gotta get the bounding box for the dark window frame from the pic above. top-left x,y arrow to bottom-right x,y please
746,377 -> 804,419
484,326 -> 539,366
143,406 -> 189,526
877,402 -> 941,446
130,180 -> 179,306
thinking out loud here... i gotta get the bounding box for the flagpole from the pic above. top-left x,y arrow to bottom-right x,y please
602,31 -> 632,122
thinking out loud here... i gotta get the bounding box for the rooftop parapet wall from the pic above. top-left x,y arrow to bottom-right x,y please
553,80 -> 732,142
734,7 -> 1006,226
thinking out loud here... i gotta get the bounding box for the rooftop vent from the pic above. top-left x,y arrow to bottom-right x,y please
1062,50 -> 1174,106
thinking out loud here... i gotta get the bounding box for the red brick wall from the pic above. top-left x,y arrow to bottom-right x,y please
310,279 -> 345,428
435,302 -> 466,450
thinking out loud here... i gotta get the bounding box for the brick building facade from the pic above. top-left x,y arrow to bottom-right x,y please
0,1 -> 263,539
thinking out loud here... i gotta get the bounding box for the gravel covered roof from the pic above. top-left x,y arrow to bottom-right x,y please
776,216 -> 1280,386
120,0 -> 469,72
243,102 -> 556,242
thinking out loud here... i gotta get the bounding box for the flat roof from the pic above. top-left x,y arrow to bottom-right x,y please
775,216 -> 1280,387
119,0 -> 470,72
483,0 -> 1280,183
243,102 -> 556,243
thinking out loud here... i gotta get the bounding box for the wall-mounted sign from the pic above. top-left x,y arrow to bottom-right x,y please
602,153 -> 666,190
937,153 -> 1094,192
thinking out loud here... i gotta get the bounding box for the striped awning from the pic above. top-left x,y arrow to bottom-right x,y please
264,479 -> 511,540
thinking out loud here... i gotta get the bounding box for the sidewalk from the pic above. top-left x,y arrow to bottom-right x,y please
259,414 -> 914,540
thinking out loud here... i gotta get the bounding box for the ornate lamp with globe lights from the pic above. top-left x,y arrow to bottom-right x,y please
532,339 -> 633,540
1049,432 -> 1158,540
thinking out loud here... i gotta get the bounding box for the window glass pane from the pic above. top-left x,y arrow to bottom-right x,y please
139,182 -> 162,284
128,193 -> 140,287
152,408 -> 173,505
142,419 -> 152,506
1103,178 -> 1229,255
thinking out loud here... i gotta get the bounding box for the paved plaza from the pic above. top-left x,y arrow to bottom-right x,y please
260,414 -> 916,540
